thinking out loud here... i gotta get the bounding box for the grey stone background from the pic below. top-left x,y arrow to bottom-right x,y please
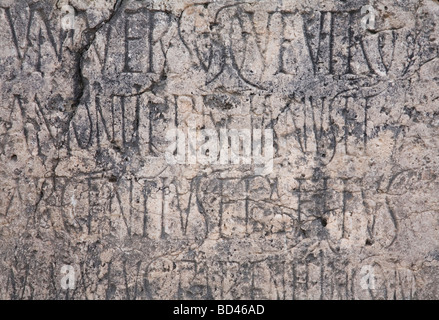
0,0 -> 438,299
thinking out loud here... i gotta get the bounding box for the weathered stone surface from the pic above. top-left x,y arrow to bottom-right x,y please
0,0 -> 438,299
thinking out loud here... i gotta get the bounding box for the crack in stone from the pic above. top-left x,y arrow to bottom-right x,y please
70,0 -> 125,116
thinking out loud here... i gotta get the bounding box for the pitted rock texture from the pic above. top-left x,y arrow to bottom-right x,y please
0,0 -> 439,299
